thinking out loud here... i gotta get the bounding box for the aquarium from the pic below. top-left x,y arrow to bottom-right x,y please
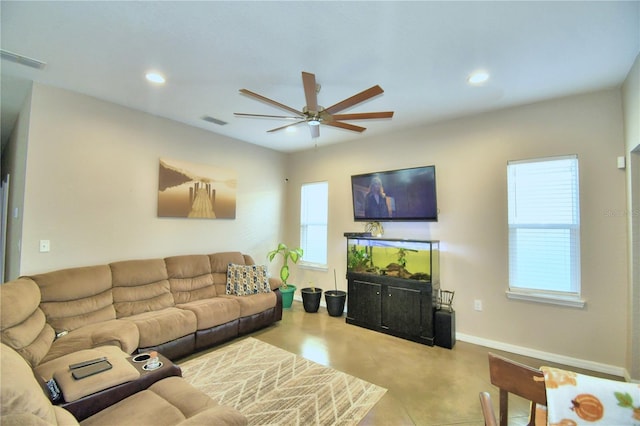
345,237 -> 439,284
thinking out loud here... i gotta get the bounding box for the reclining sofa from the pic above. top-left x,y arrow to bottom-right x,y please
0,251 -> 283,424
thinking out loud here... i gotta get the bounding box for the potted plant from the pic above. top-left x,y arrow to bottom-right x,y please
301,283 -> 323,313
325,269 -> 347,317
267,243 -> 303,309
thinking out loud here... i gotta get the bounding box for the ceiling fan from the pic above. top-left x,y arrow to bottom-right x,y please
234,72 -> 394,138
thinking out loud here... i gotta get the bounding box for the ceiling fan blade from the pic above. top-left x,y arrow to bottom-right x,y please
302,72 -> 318,111
234,112 -> 302,120
239,88 -> 303,116
267,121 -> 307,133
324,121 -> 367,133
332,111 -> 394,120
325,85 -> 384,115
309,124 -> 320,139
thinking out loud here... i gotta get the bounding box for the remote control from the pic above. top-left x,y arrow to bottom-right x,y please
69,357 -> 107,370
46,379 -> 61,402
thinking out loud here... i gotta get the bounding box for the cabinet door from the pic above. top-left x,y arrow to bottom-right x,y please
350,280 -> 382,326
382,285 -> 421,335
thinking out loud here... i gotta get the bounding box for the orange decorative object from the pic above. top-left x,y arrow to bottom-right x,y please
543,367 -> 578,389
550,419 -> 577,426
571,394 -> 604,422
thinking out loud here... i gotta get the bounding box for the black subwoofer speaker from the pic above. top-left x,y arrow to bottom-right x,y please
434,309 -> 456,349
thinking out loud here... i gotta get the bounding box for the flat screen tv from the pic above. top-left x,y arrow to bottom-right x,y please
351,165 -> 438,222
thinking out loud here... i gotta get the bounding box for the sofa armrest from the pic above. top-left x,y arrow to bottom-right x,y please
269,277 -> 283,291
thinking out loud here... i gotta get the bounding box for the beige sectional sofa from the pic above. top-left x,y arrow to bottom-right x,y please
0,251 -> 282,425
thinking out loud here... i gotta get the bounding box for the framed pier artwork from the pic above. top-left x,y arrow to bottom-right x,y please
157,158 -> 237,219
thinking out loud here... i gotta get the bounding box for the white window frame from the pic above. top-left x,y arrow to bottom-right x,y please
506,155 -> 585,308
299,181 -> 328,270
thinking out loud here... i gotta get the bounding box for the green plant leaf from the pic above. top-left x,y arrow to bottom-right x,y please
615,392 -> 634,408
280,265 -> 290,283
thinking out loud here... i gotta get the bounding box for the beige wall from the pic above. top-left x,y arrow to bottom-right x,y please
622,53 -> 640,380
6,82 -> 632,376
16,84 -> 288,274
288,89 -> 628,374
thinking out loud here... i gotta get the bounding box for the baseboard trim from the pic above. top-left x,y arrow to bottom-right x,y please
457,332 -> 629,379
289,297 -> 631,380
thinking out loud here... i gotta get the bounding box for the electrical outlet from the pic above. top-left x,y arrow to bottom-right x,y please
474,299 -> 483,311
39,240 -> 50,253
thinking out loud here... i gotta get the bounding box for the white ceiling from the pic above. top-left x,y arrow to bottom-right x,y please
1,1 -> 639,153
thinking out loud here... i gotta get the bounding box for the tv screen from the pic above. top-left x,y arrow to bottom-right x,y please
351,165 -> 438,222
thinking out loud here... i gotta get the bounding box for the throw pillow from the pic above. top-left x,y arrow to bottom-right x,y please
226,264 -> 271,296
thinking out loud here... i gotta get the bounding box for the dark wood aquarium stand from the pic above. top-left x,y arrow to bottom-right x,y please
345,237 -> 440,346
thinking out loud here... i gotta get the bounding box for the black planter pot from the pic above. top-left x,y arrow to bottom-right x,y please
301,287 -> 323,313
325,290 -> 347,317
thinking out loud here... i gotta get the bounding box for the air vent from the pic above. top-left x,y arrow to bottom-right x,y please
201,115 -> 228,126
0,49 -> 47,70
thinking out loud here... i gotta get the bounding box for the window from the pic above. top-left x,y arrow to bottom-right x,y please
300,181 -> 328,267
507,155 -> 583,307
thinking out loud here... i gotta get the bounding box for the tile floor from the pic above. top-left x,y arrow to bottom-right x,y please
224,301 -> 620,426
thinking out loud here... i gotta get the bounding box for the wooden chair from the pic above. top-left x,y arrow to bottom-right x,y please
479,391 -> 498,426
487,352 -> 547,426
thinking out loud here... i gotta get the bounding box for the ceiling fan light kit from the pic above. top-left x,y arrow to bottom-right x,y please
235,71 -> 394,139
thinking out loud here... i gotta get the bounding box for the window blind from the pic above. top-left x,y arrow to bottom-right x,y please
300,182 -> 328,265
507,155 -> 580,294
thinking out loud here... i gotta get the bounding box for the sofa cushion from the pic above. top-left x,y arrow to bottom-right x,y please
55,406 -> 80,425
220,292 -> 277,317
80,376 -> 247,426
2,411 -> 77,425
209,252 -> 247,273
150,377 -> 247,425
226,264 -> 271,296
177,298 -> 240,330
41,319 -> 140,363
124,307 -> 197,348
209,252 -> 248,295
110,259 -> 175,318
0,343 -> 58,424
30,265 -> 117,335
165,255 -> 217,303
177,406 -> 249,426
0,278 -> 55,367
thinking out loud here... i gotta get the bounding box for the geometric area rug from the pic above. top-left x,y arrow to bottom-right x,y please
179,337 -> 387,425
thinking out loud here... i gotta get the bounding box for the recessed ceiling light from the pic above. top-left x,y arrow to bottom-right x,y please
467,70 -> 490,85
145,72 -> 166,84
